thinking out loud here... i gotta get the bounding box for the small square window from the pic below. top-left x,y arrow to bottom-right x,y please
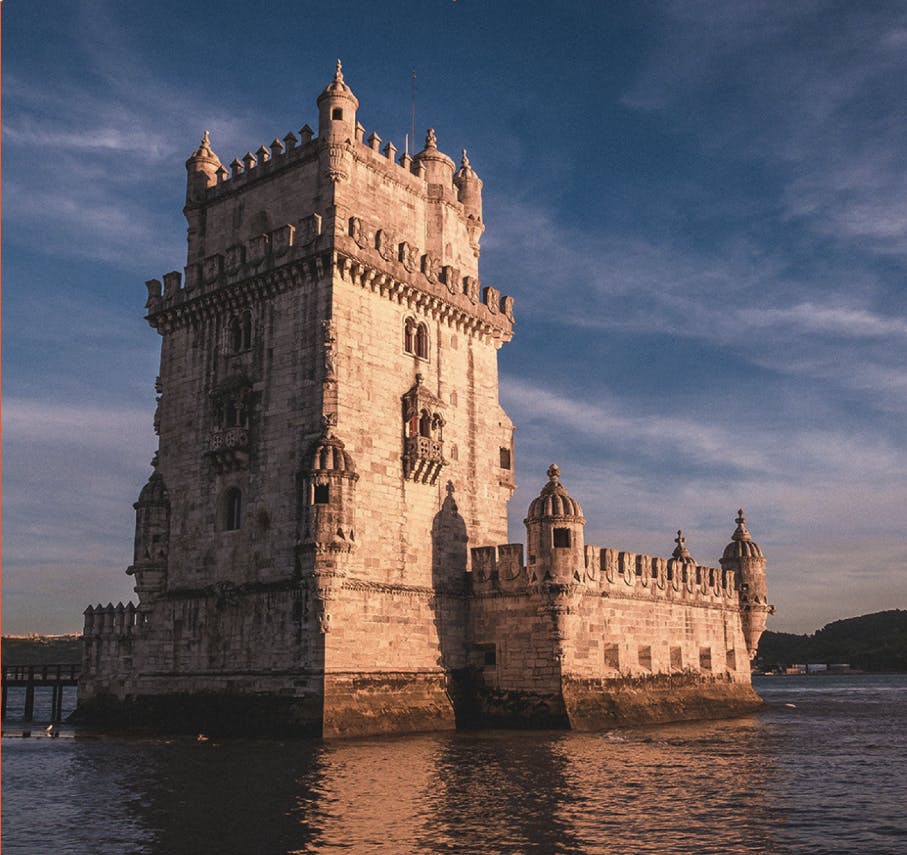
553,528 -> 571,548
313,485 -> 330,504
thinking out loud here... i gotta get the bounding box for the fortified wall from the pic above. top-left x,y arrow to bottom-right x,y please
78,64 -> 772,737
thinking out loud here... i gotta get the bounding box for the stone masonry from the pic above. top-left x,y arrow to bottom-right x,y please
77,63 -> 773,736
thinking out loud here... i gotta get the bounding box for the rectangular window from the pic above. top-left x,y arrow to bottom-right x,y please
638,645 -> 652,671
313,485 -> 330,504
670,646 -> 683,671
603,644 -> 620,671
553,528 -> 571,548
499,447 -> 511,469
699,647 -> 712,672
726,649 -> 737,671
475,642 -> 496,667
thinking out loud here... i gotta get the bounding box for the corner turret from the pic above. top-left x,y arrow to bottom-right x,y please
453,149 -> 485,254
317,59 -> 359,143
524,464 -> 586,587
414,128 -> 456,186
185,131 -> 223,203
126,456 -> 170,611
298,429 -> 360,633
720,509 -> 773,659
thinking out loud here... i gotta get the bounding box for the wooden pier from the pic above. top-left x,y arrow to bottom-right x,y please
2,664 -> 80,722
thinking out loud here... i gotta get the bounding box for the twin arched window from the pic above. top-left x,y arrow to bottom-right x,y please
229,310 -> 253,353
404,318 -> 428,359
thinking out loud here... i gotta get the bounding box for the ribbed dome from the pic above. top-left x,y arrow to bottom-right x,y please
317,59 -> 359,107
307,431 -> 356,474
136,470 -> 168,506
721,509 -> 764,561
185,130 -> 222,170
525,464 -> 585,522
671,530 -> 696,565
454,149 -> 479,184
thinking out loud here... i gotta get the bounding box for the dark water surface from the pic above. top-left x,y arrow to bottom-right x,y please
3,676 -> 906,854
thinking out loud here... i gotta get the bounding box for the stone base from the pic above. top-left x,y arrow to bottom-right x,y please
322,671 -> 456,738
562,673 -> 764,730
72,691 -> 324,737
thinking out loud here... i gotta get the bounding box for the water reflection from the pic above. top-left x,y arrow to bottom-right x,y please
4,677 -> 907,854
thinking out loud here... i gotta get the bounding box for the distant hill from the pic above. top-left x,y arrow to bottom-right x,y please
2,634 -> 82,666
758,610 -> 907,672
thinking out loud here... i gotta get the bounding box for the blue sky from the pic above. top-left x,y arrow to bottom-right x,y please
4,1 -> 906,634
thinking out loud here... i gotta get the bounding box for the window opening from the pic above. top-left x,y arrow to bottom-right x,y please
499,447 -> 512,469
313,484 -> 330,505
331,107 -> 343,120
415,323 -> 428,359
224,487 -> 243,531
553,528 -> 571,548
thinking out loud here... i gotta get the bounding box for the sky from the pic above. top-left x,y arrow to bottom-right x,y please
3,0 -> 906,635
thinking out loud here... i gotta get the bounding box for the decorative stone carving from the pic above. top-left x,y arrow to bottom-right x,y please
298,213 -> 322,247
184,264 -> 201,291
349,216 -> 370,249
324,141 -> 352,183
203,254 -> 224,284
322,319 -> 337,383
145,279 -> 163,312
421,253 -> 440,284
271,225 -> 295,257
224,244 -> 245,274
442,266 -> 460,295
247,234 -> 269,266
483,285 -> 500,314
501,294 -> 515,323
399,241 -> 418,272
463,276 -> 479,304
376,228 -> 397,261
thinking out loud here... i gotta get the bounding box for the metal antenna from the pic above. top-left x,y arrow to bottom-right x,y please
411,69 -> 416,154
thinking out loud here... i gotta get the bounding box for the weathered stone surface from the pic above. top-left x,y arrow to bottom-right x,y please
78,65 -> 771,737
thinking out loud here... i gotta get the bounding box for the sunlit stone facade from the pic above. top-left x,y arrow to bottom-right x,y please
78,64 -> 771,736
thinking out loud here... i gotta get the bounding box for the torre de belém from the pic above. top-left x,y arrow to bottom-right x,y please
78,64 -> 774,737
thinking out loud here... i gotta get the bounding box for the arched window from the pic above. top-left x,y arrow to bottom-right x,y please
229,310 -> 253,353
415,323 -> 428,359
419,410 -> 432,438
224,487 -> 243,531
404,318 -> 415,354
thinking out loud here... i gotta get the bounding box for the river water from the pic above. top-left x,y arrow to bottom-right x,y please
3,675 -> 906,854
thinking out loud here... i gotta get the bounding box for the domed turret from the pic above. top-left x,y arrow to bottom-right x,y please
317,59 -> 359,142
453,148 -> 484,231
414,128 -> 456,187
127,461 -> 171,607
720,509 -> 771,659
524,465 -> 586,586
667,530 -> 696,584
299,429 -> 359,558
185,130 -> 223,202
721,509 -> 765,562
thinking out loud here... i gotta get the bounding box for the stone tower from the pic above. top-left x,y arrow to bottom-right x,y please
720,509 -> 771,659
79,63 -> 516,736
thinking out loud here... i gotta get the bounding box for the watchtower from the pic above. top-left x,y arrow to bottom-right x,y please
79,63 -> 517,736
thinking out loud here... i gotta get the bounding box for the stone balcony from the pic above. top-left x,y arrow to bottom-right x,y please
207,427 -> 250,473
403,435 -> 445,485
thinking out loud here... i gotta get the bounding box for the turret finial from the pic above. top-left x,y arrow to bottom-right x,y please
461,148 -> 470,168
547,463 -> 560,484
425,128 -> 438,149
672,529 -> 693,560
733,509 -> 752,541
335,58 -> 344,82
